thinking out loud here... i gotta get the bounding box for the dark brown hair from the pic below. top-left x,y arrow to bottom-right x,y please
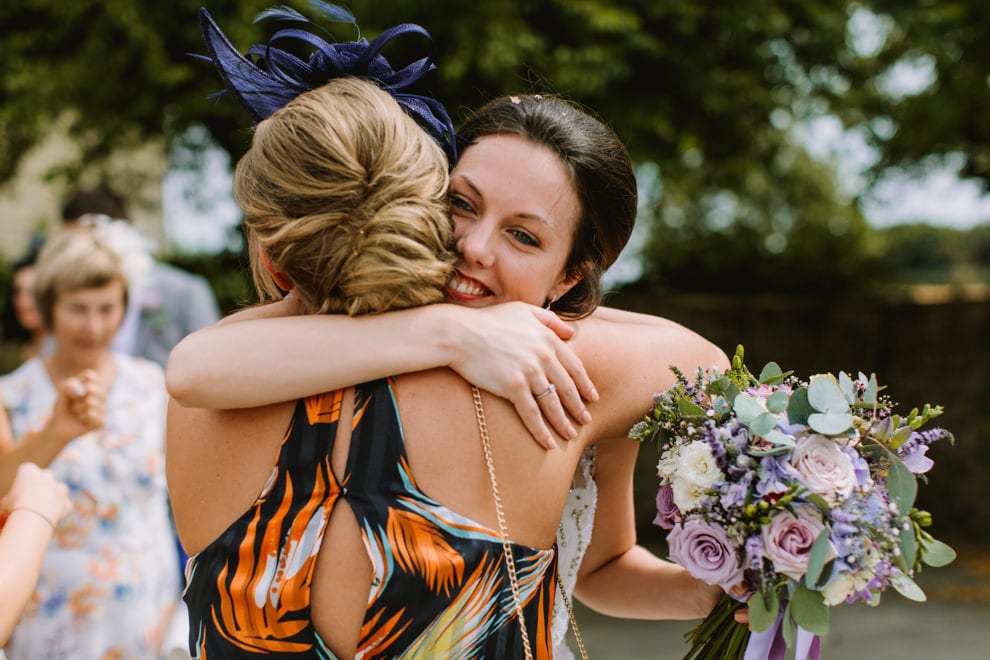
458,95 -> 637,318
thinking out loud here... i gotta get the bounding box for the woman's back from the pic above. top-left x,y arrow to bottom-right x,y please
171,369 -> 591,658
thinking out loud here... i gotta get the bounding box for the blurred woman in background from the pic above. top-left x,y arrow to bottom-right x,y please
0,223 -> 184,659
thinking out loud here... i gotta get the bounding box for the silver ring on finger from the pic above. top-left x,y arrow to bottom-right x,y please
534,384 -> 556,400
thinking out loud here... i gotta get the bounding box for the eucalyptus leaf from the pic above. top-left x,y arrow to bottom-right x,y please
921,539 -> 957,567
748,588 -> 780,633
891,573 -> 927,602
677,398 -> 707,418
897,522 -> 917,572
808,411 -> 854,435
863,374 -> 878,405
805,528 -> 832,587
787,387 -> 813,425
750,412 -> 779,437
734,394 -> 766,424
815,560 -> 836,589
713,395 -> 732,415
790,585 -> 829,636
887,452 -> 919,515
839,371 -> 856,404
758,362 -> 784,385
766,391 -> 789,413
781,600 -> 796,648
807,377 -> 849,413
762,429 -> 796,448
806,493 -> 831,516
749,443 -> 797,457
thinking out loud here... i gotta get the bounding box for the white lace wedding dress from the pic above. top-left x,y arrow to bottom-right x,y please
552,446 -> 598,659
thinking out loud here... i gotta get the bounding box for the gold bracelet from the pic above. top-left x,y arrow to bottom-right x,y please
9,507 -> 57,530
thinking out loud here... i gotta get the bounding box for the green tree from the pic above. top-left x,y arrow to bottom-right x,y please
1,0 -> 981,290
840,0 -> 990,188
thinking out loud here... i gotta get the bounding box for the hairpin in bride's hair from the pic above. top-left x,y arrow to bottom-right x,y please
197,1 -> 458,159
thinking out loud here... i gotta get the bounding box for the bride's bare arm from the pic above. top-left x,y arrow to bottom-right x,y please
166,301 -> 597,447
568,314 -> 729,619
573,440 -> 720,619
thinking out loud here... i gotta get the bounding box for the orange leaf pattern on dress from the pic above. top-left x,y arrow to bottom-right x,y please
387,508 -> 466,596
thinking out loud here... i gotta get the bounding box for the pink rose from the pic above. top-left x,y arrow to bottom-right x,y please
791,434 -> 857,501
668,518 -> 744,591
761,506 -> 835,580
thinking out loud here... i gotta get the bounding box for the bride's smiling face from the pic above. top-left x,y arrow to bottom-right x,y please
445,135 -> 583,308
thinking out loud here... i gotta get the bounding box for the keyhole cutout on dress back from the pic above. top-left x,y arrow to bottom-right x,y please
311,386 -> 373,659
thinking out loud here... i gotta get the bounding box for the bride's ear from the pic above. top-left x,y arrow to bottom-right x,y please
548,260 -> 589,304
258,247 -> 294,292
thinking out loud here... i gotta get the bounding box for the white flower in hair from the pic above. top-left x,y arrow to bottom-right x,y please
83,214 -> 154,289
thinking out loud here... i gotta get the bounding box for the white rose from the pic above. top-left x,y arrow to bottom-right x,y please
676,441 -> 724,489
671,477 -> 707,512
670,441 -> 723,511
791,434 -> 858,501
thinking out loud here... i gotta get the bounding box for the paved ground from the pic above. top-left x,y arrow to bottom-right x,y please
565,543 -> 990,659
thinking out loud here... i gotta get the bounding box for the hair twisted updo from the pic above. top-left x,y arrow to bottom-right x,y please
235,77 -> 454,316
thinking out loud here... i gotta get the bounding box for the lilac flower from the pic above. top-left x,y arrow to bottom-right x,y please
900,444 -> 934,474
844,446 -> 872,486
756,455 -> 800,498
668,518 -> 745,591
744,535 -> 764,571
897,428 -> 952,474
719,471 -> 752,510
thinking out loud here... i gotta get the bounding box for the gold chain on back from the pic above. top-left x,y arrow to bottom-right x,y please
470,386 -> 589,660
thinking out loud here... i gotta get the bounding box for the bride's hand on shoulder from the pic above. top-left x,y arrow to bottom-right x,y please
443,302 -> 598,449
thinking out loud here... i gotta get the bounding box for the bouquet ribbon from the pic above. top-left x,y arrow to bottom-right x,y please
743,614 -> 821,660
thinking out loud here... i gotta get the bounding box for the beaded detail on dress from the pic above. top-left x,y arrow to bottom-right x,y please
552,446 -> 598,659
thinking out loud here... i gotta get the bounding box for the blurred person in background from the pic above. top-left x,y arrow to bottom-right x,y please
0,223 -> 186,659
61,184 -> 220,368
1,239 -> 49,370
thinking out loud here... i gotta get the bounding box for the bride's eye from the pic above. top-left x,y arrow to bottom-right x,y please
510,229 -> 539,247
448,194 -> 474,214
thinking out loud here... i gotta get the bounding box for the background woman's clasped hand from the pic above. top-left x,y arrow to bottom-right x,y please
48,370 -> 107,443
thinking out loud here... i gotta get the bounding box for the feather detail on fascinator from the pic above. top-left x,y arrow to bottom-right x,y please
197,1 -> 457,159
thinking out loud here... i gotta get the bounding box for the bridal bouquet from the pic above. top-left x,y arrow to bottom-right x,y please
629,346 -> 955,660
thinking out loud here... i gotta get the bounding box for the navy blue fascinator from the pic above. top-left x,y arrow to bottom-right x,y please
198,1 -> 457,159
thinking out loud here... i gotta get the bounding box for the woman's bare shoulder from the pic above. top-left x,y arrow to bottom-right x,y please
576,308 -> 727,373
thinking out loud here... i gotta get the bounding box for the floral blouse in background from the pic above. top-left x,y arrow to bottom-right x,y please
0,355 -> 183,659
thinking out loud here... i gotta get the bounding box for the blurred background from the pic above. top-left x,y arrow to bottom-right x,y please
1,0 -> 987,653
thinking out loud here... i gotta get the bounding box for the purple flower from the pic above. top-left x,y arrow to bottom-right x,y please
900,444 -> 934,474
653,484 -> 680,530
719,472 -> 752,510
756,455 -> 800,498
668,518 -> 744,591
744,535 -> 764,571
845,446 -> 872,485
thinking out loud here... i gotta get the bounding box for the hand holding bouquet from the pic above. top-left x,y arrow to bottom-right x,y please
630,346 -> 955,659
